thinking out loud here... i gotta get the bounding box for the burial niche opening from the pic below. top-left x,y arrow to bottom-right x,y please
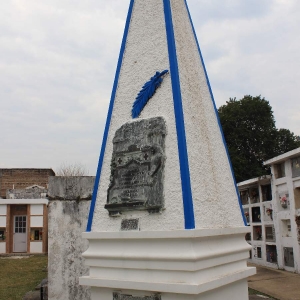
105,117 -> 166,215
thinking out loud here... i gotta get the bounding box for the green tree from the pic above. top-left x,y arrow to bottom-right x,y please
218,95 -> 300,182
273,128 -> 300,155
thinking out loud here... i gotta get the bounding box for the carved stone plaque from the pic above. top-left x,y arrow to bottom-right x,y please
113,292 -> 161,300
105,117 -> 166,215
121,218 -> 139,231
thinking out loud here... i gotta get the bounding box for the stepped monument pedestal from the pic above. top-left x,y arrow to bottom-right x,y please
80,1 -> 255,299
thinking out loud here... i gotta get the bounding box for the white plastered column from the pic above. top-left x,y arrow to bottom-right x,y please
81,0 -> 255,299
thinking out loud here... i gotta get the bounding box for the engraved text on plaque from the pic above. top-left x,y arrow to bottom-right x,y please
105,117 -> 166,215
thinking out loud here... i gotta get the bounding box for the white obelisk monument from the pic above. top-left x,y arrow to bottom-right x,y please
80,0 -> 255,299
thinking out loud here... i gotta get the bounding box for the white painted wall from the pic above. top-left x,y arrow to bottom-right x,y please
92,0 -> 243,232
30,241 -> 43,253
239,149 -> 300,273
170,0 -> 243,228
81,228 -> 254,300
81,1 -> 253,299
90,281 -> 249,300
272,159 -> 299,272
30,204 -> 43,215
239,177 -> 279,269
0,199 -> 48,205
92,0 -> 185,232
0,242 -> 6,253
0,216 -> 6,227
30,216 -> 43,227
0,205 -> 7,215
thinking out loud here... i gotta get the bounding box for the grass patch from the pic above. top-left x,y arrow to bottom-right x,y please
0,255 -> 47,300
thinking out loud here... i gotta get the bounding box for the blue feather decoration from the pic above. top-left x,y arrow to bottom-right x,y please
132,70 -> 169,118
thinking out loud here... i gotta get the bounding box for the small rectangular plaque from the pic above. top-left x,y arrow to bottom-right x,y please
105,117 -> 166,215
121,218 -> 139,231
113,292 -> 161,300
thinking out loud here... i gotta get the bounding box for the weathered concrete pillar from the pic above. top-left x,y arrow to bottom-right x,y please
80,0 -> 255,299
48,176 -> 95,300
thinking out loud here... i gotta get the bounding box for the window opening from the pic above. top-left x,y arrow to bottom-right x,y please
14,216 -> 26,233
240,190 -> 249,205
265,226 -> 275,242
253,226 -> 262,240
266,245 -> 277,263
284,247 -> 294,268
0,228 -> 5,241
257,247 -> 262,259
275,163 -> 285,179
262,184 -> 272,201
250,187 -> 259,204
30,228 -> 43,241
292,157 -> 300,178
252,207 -> 261,223
294,188 -> 300,209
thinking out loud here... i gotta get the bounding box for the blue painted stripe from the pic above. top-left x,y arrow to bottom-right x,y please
86,0 -> 135,232
163,0 -> 195,229
183,0 -> 247,225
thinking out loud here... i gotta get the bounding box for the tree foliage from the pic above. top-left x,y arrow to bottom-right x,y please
273,128 -> 300,155
218,95 -> 300,182
56,162 -> 89,176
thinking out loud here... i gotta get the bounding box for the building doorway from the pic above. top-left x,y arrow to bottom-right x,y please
13,215 -> 27,252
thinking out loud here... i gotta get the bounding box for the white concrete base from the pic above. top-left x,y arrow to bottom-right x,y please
80,227 -> 255,300
90,280 -> 248,300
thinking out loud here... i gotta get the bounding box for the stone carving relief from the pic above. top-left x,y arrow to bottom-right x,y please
105,117 -> 166,215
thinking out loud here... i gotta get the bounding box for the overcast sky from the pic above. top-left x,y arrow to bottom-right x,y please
1,0 -> 299,175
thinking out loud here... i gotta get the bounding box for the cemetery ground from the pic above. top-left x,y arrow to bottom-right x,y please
0,255 -> 47,300
0,256 -> 299,300
248,263 -> 300,300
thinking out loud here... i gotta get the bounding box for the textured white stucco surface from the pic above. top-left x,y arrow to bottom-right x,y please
170,0 -> 244,228
92,0 -> 243,231
90,281 -> 248,300
92,0 -> 185,232
82,2 -> 252,298
48,200 -> 91,300
82,227 -> 253,300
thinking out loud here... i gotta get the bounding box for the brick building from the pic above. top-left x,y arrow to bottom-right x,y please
0,186 -> 49,254
0,169 -> 55,199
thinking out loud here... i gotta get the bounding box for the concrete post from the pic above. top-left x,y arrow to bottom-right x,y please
48,176 -> 95,300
